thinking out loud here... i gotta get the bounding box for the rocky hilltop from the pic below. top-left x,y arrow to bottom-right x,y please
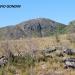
0,18 -> 66,40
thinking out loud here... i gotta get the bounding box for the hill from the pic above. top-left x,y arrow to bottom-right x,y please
0,18 -> 66,40
65,20 -> 75,33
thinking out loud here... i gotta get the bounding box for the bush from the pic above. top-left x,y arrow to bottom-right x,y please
12,53 -> 35,68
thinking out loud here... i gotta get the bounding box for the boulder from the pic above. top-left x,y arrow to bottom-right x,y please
0,56 -> 8,67
43,47 -> 56,53
63,48 -> 75,55
64,58 -> 75,68
42,48 -> 57,57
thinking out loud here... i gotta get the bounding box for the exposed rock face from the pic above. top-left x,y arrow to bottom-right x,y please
0,18 -> 66,39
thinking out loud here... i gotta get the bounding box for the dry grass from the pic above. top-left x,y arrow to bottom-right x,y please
0,34 -> 72,54
0,34 -> 75,75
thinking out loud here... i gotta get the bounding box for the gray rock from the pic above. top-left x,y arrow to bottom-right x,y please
63,48 -> 75,55
0,56 -> 8,67
42,48 -> 56,57
64,58 -> 75,68
43,48 -> 56,53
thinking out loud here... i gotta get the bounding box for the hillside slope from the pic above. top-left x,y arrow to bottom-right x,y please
0,18 -> 66,39
65,20 -> 75,33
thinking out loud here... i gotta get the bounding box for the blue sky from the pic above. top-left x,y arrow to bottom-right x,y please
0,0 -> 75,27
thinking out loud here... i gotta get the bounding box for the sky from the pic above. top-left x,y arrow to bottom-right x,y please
0,0 -> 75,27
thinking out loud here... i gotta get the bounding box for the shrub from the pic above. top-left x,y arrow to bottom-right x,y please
12,53 -> 35,68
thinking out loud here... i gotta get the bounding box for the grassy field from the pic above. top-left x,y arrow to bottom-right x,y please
0,34 -> 75,75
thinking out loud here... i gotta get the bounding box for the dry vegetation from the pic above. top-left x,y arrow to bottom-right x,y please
0,34 -> 75,75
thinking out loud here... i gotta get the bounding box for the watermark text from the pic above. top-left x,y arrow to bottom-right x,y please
0,5 -> 21,8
